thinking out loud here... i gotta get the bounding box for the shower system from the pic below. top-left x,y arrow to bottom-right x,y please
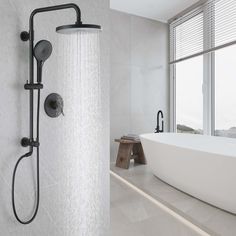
12,3 -> 101,224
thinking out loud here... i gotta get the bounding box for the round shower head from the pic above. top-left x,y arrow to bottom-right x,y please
56,23 -> 101,34
34,40 -> 52,62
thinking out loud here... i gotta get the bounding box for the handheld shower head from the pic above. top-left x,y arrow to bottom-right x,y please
34,40 -> 52,83
34,40 -> 52,62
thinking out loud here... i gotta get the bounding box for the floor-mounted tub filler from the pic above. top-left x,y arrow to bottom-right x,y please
11,3 -> 101,225
140,133 -> 236,214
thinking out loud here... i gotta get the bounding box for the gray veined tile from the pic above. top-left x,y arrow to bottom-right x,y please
110,10 -> 131,65
110,63 -> 131,116
205,210 -> 236,236
134,214 -> 200,236
185,201 -> 222,225
111,164 -> 233,236
130,16 -> 168,68
110,174 -> 202,236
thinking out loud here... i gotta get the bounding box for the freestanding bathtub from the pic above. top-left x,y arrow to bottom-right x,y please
140,133 -> 236,214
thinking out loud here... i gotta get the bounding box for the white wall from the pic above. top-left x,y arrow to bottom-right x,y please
110,10 -> 169,162
0,0 -> 109,235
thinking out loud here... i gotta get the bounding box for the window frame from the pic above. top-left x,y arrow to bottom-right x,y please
170,2 -> 215,135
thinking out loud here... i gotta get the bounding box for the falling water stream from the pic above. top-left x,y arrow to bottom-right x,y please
54,31 -> 105,235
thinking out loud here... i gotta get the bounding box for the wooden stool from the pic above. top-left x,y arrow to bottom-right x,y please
115,139 -> 146,169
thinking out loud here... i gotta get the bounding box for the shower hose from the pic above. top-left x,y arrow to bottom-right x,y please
12,89 -> 41,224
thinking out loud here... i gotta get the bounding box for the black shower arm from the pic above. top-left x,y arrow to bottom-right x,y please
28,3 -> 82,84
29,3 -> 81,29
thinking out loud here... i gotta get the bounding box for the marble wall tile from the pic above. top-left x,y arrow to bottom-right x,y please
110,115 -> 131,161
110,64 -> 131,116
110,10 -> 169,162
110,10 -> 131,65
130,65 -> 167,115
130,15 -> 168,68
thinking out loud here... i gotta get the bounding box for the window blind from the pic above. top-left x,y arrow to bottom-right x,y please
170,0 -> 236,64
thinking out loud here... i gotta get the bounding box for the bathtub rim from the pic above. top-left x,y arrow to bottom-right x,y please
140,132 -> 236,159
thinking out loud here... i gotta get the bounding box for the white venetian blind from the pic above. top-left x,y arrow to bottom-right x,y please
170,0 -> 236,64
214,0 -> 236,47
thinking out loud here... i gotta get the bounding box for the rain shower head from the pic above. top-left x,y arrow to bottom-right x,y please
56,23 -> 101,34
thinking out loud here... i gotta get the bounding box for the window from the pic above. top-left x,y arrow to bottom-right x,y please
176,56 -> 203,134
172,12 -> 204,134
170,0 -> 236,137
215,45 -> 236,138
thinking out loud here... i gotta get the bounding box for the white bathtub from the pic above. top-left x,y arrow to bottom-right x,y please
140,133 -> 236,214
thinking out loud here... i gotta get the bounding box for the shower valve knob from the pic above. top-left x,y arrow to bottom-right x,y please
49,101 -> 59,110
44,93 -> 64,118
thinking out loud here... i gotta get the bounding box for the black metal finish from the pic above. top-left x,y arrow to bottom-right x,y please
20,31 -> 30,41
12,2 -> 100,225
34,40 -> 52,83
24,83 -> 43,90
29,3 -> 82,26
21,137 -> 30,147
44,93 -> 64,118
12,89 -> 41,224
34,40 -> 52,62
155,110 -> 164,133
27,3 -> 82,147
56,23 -> 101,33
21,137 -> 40,147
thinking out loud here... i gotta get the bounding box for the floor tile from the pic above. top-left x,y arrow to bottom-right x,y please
110,175 -> 201,236
111,162 -> 233,236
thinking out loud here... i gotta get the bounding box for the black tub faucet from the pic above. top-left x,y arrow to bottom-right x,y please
155,110 -> 164,133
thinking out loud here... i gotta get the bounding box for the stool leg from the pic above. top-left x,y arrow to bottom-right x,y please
116,143 -> 133,169
133,143 -> 146,164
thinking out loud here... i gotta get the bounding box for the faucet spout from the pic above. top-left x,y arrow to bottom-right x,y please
155,110 -> 164,133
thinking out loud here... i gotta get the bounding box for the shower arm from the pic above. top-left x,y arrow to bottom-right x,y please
29,3 -> 82,85
29,3 -> 82,83
22,3 -> 82,151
